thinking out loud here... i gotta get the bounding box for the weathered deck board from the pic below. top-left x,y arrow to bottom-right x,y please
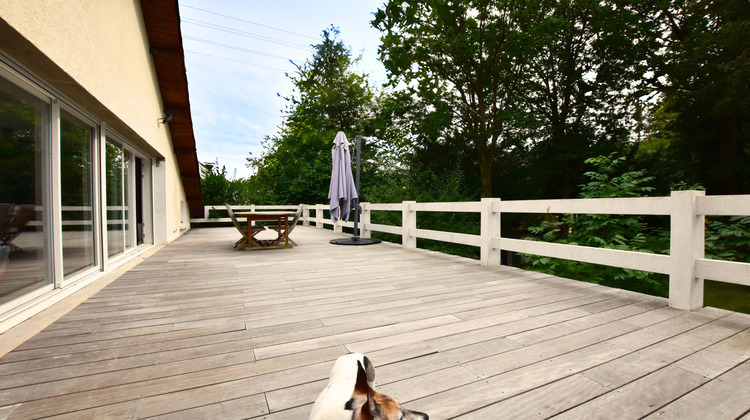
0,226 -> 749,419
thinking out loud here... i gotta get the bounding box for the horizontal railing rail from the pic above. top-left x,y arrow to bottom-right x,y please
196,192 -> 750,310
26,206 -> 128,227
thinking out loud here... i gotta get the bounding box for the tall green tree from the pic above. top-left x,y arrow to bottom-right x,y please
248,27 -> 378,205
286,27 -> 374,134
635,0 -> 750,194
523,0 -> 657,197
373,0 -> 539,198
373,0 -> 657,199
200,161 -> 253,205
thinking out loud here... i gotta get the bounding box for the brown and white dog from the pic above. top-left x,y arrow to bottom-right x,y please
309,353 -> 429,420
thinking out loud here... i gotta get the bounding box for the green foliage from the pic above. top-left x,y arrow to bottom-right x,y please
373,0 -> 537,197
523,155 -> 666,295
200,161 -> 253,205
579,154 -> 655,199
247,27 -> 379,206
634,0 -> 750,194
0,92 -> 40,205
705,216 -> 750,263
521,0 -> 655,198
238,0 -> 749,214
372,0 -> 659,198
523,154 -> 750,300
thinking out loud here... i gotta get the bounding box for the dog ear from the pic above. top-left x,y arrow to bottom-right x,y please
354,359 -> 372,395
362,356 -> 376,384
347,359 -> 374,420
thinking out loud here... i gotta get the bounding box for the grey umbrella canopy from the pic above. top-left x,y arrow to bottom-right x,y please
328,131 -> 358,223
328,132 -> 381,246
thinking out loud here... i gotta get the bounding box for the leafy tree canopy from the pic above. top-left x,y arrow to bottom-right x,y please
247,27 -> 378,205
634,0 -> 750,194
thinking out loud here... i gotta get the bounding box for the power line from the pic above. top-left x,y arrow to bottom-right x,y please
184,35 -> 298,61
185,50 -> 290,71
180,4 -> 318,41
182,18 -> 312,51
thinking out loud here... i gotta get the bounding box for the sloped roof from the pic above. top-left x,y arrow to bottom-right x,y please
140,0 -> 204,218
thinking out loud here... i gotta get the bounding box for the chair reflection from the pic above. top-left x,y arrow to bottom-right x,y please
1,204 -> 34,252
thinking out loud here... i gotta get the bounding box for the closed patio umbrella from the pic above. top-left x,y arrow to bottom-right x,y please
328,131 -> 357,224
328,132 -> 380,246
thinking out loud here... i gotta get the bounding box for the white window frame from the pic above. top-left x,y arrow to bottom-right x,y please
58,104 -> 102,287
0,51 -> 157,318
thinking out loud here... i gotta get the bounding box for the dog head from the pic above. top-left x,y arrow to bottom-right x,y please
308,353 -> 429,420
345,358 -> 429,420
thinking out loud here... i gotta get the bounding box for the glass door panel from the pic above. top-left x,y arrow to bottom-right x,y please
60,109 -> 95,277
0,75 -> 49,304
124,150 -> 133,250
105,140 -> 124,258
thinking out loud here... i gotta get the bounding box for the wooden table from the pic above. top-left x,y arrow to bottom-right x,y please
236,212 -> 296,250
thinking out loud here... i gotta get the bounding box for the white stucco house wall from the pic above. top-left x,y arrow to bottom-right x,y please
0,0 -> 203,332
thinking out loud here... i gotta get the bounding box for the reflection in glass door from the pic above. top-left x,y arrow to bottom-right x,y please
105,139 -> 143,260
0,75 -> 49,304
105,140 -> 125,258
124,150 -> 133,250
60,109 -> 95,277
1,62 -> 157,317
135,157 -> 144,245
135,156 -> 152,246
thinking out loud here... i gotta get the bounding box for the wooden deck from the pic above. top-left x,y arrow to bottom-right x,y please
1,226 -> 749,419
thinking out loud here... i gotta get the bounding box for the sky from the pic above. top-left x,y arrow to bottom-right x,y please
178,1 -> 388,179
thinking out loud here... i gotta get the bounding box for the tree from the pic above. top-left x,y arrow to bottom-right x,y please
373,0 -> 538,197
522,0 -> 657,197
200,161 -> 253,206
288,27 -> 374,134
248,27 -> 378,205
373,1 -> 659,199
635,0 -> 750,194
199,161 -> 231,205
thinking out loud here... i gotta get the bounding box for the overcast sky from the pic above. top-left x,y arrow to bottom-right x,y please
178,0 -> 387,179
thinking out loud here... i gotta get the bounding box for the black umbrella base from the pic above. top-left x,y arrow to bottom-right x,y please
330,236 -> 381,246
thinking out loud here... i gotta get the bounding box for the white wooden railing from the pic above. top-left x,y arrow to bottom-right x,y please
26,206 -> 133,227
194,191 -> 750,311
190,205 -> 303,224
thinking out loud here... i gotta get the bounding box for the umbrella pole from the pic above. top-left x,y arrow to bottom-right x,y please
330,135 -> 381,246
352,135 -> 361,240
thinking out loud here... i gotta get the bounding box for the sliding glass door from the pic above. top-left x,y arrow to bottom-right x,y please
60,109 -> 96,277
0,75 -> 49,304
105,138 -> 148,261
105,139 -> 126,258
0,59 -> 155,314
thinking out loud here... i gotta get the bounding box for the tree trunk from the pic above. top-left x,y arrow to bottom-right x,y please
477,146 -> 494,198
718,113 -> 745,194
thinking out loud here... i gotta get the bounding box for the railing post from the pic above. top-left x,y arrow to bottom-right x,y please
315,204 -> 324,229
334,219 -> 343,233
361,202 -> 371,238
301,204 -> 309,226
402,201 -> 417,249
481,198 -> 502,267
669,190 -> 705,310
